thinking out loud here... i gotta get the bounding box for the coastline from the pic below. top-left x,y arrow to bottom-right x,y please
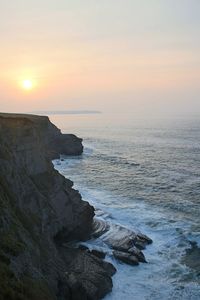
0,113 -> 152,300
52,116 -> 200,300
0,113 -> 112,299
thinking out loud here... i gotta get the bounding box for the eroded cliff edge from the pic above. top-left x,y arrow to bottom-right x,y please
0,113 -> 115,300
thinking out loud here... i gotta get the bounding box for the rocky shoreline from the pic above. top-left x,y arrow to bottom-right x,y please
0,113 -> 152,299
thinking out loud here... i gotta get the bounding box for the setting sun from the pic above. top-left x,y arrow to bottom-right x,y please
22,79 -> 33,90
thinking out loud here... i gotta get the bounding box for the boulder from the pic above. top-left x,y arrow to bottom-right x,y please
91,217 -> 152,265
66,250 -> 115,300
113,251 -> 139,266
91,249 -> 106,259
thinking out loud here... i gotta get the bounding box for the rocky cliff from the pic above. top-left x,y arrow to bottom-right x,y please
0,113 -> 115,300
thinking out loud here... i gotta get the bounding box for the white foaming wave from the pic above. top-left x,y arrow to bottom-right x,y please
53,158 -> 200,300
52,145 -> 94,170
74,187 -> 200,300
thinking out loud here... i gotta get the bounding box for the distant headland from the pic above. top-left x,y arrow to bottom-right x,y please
31,110 -> 102,115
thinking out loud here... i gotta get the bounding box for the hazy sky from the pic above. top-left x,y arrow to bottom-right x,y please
0,0 -> 200,115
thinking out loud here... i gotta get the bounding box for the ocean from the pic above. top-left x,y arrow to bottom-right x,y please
50,112 -> 200,300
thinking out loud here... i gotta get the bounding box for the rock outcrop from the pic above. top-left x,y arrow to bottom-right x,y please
0,113 -> 114,300
92,217 -> 152,265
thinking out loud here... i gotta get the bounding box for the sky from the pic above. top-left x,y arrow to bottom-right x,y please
0,0 -> 200,116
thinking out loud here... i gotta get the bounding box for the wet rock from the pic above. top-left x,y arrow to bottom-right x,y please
134,240 -> 146,250
182,241 -> 200,272
93,218 -> 151,250
102,261 -> 117,276
128,246 -> 147,263
113,251 -> 139,266
64,273 -> 88,300
92,217 -> 152,265
67,250 -> 115,300
137,232 -> 153,244
92,218 -> 110,238
91,249 -> 106,259
78,244 -> 89,251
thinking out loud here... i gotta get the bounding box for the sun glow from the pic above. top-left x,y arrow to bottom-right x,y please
22,79 -> 33,90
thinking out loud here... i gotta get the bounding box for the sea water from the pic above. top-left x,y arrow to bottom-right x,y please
50,113 -> 200,300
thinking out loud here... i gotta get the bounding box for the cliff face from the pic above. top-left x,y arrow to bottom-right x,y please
0,113 -> 114,300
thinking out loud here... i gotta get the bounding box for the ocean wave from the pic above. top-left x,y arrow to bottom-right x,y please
94,152 -> 140,167
52,117 -> 200,299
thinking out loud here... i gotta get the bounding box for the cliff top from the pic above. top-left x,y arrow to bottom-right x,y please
0,112 -> 49,122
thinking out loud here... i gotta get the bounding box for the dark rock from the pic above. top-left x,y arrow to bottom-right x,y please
134,240 -> 146,250
78,244 -> 89,251
66,250 -> 114,300
92,217 -> 152,264
0,113 -> 113,300
182,241 -> 200,272
102,261 -> 117,276
128,246 -> 147,263
113,251 -> 139,266
137,233 -> 153,244
64,273 -> 88,300
91,249 -> 106,259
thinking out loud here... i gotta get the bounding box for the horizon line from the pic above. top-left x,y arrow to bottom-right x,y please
29,110 -> 102,115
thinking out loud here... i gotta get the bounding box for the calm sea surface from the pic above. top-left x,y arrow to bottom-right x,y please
50,113 -> 200,300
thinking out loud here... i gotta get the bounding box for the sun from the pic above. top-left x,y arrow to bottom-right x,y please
22,79 -> 33,90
